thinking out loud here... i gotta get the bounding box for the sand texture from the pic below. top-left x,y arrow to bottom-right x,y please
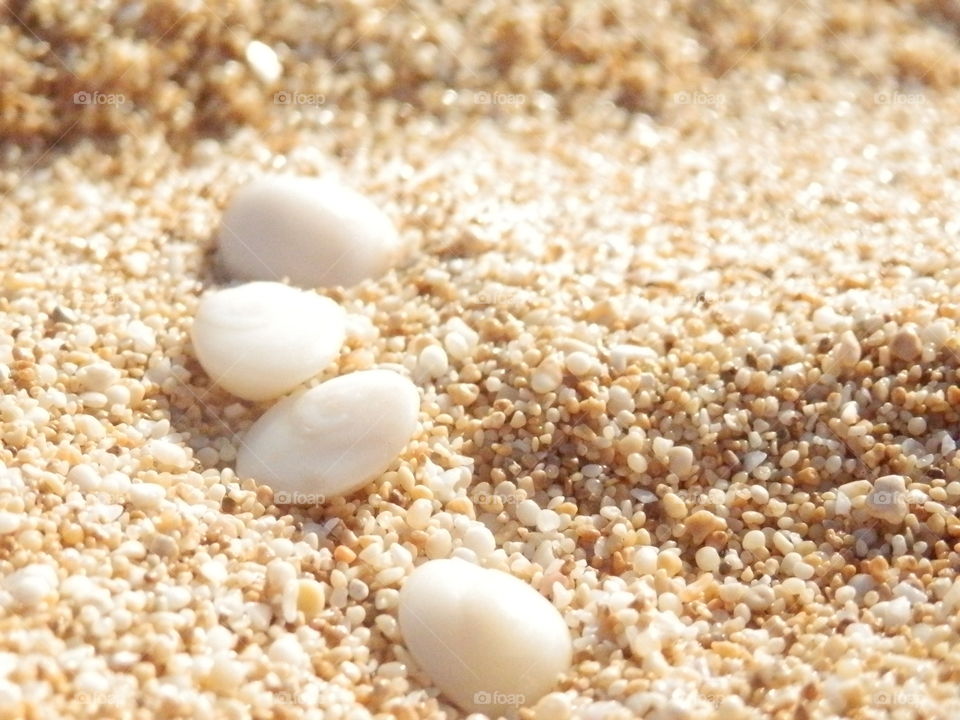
1,0 -> 960,718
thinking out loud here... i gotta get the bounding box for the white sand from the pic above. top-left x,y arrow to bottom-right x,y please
1,1 -> 960,718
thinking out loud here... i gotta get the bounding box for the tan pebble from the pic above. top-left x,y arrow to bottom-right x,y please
407,498 -> 434,530
297,579 -> 326,619
448,383 -> 480,406
425,529 -> 453,558
627,453 -> 647,473
695,546 -> 721,572
578,526 -> 602,543
5,565 -> 58,608
796,467 -> 819,486
780,449 -> 800,468
76,361 -> 120,392
0,512 -> 20,535
334,546 -> 357,564
667,446 -> 694,476
711,641 -> 751,660
446,497 -> 475,519
203,654 -> 247,693
890,328 -> 922,362
657,550 -> 683,576
564,351 -> 595,377
780,577 -> 806,595
838,479 -> 872,498
743,585 -> 775,611
130,483 -> 166,510
417,345 -> 449,378
685,510 -> 723,542
865,475 -> 908,523
531,357 -> 563,394
743,530 -> 766,552
662,493 -> 687,519
830,331 -> 861,370
245,40 -> 282,83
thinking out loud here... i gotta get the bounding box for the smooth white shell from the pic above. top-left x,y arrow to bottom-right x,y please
190,281 -> 346,401
217,175 -> 401,289
398,558 -> 572,716
236,369 -> 420,500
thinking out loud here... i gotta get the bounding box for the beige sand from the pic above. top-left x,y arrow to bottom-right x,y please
1,1 -> 960,718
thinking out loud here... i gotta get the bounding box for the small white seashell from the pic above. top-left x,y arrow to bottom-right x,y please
398,558 -> 572,716
191,281 -> 345,401
236,369 -> 420,500
217,175 -> 402,289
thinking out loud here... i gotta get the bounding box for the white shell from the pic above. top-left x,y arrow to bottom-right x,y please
398,558 -> 572,716
236,369 -> 420,500
217,175 -> 402,289
191,281 -> 345,401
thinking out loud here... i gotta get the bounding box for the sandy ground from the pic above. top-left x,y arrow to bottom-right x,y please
2,1 -> 960,718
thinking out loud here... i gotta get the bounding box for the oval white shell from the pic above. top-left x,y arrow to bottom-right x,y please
236,369 -> 420,500
191,281 -> 345,401
217,175 -> 402,289
398,558 -> 572,716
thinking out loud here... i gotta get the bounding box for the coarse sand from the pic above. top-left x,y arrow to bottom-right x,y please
2,1 -> 960,718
